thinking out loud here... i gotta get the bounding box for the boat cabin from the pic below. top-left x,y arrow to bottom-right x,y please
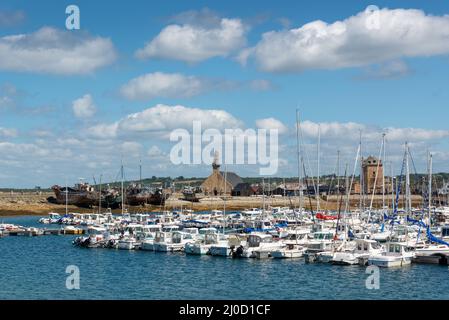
247,234 -> 273,247
172,231 -> 194,244
355,239 -> 381,254
385,242 -> 412,256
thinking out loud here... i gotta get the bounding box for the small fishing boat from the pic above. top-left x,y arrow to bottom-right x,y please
184,228 -> 222,255
331,239 -> 384,265
235,233 -> 283,258
39,213 -> 61,224
271,243 -> 306,259
368,242 -> 415,268
73,226 -> 107,248
118,237 -> 139,250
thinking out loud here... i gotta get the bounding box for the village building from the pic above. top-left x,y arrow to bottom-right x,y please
232,183 -> 260,196
201,159 -> 243,196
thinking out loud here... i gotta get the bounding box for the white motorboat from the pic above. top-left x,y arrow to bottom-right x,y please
39,212 -> 61,224
305,231 -> 335,252
73,226 -> 107,248
184,228 -> 222,255
271,243 -> 306,259
368,242 -> 415,268
118,237 -> 139,250
237,233 -> 284,258
331,239 -> 384,265
154,231 -> 195,252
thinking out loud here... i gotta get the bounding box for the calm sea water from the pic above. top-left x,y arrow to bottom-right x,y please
1,215 -> 448,300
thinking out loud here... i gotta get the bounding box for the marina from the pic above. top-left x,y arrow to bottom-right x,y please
1,214 -> 449,300
2,0 -> 449,307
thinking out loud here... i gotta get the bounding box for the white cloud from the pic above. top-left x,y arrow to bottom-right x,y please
72,94 -> 96,119
120,141 -> 142,156
256,118 -> 288,134
88,104 -> 244,139
136,18 -> 247,62
0,27 -> 116,75
299,120 -> 449,143
87,123 -> 118,139
0,127 -> 18,138
385,127 -> 449,142
245,8 -> 449,72
121,72 -> 204,100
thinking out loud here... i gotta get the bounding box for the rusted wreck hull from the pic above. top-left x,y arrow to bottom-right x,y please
126,191 -> 169,206
49,185 -> 97,208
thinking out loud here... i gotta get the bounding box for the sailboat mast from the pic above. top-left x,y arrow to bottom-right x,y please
405,143 -> 411,214
295,109 -> 302,212
391,162 -> 395,214
121,161 -> 124,215
65,179 -> 68,216
382,133 -> 386,210
336,150 -> 340,196
223,163 -> 227,235
99,174 -> 102,214
317,124 -> 321,211
428,152 -> 433,228
262,177 -> 266,213
359,130 -> 363,211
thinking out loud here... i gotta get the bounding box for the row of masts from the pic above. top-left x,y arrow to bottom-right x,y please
293,109 -> 435,222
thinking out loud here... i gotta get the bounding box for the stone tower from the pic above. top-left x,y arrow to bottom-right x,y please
362,156 -> 383,194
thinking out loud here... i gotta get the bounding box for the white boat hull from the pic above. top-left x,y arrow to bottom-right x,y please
209,246 -> 231,257
271,249 -> 304,259
368,256 -> 412,268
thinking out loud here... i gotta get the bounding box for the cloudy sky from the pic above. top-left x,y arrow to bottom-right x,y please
1,0 -> 449,188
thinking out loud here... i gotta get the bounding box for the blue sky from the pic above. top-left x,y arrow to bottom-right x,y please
0,1 -> 449,187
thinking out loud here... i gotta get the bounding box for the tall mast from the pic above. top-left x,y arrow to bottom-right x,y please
223,163 -> 227,235
65,179 -> 68,216
359,130 -> 363,211
391,162 -> 395,214
382,134 -> 386,211
428,152 -> 432,227
317,124 -> 321,211
121,160 -> 124,215
336,150 -> 340,196
262,177 -> 266,213
405,143 -> 411,215
295,109 -> 302,212
368,134 -> 385,223
99,174 -> 102,214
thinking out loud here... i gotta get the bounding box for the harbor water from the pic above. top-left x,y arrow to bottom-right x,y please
1,216 -> 448,300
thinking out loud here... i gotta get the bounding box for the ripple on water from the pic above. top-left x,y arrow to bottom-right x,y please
1,216 -> 449,299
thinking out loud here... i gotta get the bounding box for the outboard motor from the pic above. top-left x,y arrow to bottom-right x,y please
232,245 -> 244,259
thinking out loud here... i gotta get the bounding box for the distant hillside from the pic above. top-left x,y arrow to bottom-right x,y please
1,172 -> 448,192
